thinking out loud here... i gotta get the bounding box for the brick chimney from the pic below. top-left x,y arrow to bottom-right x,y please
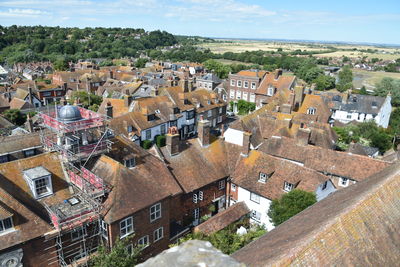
241,132 -> 251,157
124,95 -> 132,107
28,86 -> 34,104
26,114 -> 33,133
166,126 -> 180,156
106,102 -> 113,118
180,79 -> 189,92
198,115 -> 210,147
109,70 -> 113,79
274,69 -> 283,80
296,127 -> 311,146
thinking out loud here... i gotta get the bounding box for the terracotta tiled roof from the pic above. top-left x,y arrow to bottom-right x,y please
91,136 -> 182,223
9,97 -> 34,110
233,163 -> 400,266
231,150 -> 328,200
256,72 -> 296,96
297,94 -> 331,123
98,98 -> 128,117
0,133 -> 41,155
236,70 -> 266,78
194,202 -> 250,235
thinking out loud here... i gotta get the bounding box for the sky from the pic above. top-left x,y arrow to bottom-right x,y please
1,0 -> 400,45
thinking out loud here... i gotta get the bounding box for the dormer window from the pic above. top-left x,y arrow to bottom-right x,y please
155,109 -> 161,114
284,181 -> 294,192
127,125 -> 133,133
259,172 -> 268,183
267,86 -> 274,96
23,166 -> 53,199
173,107 -> 180,114
0,217 -> 13,233
124,157 -> 136,168
207,100 -> 211,105
372,101 -> 378,108
147,114 -> 156,121
307,107 -> 316,115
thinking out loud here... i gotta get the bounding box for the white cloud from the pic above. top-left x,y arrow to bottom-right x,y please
0,8 -> 50,17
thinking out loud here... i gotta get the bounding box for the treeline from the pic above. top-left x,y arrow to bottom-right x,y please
0,25 -> 177,65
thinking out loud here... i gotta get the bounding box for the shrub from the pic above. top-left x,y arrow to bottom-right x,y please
156,135 -> 166,147
142,140 -> 152,149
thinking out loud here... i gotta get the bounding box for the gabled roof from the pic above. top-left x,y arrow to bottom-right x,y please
234,70 -> 266,78
91,136 -> 182,223
98,98 -> 128,118
256,72 -> 296,96
297,94 -> 331,123
9,97 -> 34,110
231,150 -> 328,200
0,133 -> 41,155
232,162 -> 400,266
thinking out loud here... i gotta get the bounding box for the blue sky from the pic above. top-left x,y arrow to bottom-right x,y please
1,0 -> 400,44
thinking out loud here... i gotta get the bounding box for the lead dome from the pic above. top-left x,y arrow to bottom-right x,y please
58,104 -> 82,122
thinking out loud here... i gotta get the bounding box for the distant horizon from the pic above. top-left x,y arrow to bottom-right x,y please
1,0 -> 399,45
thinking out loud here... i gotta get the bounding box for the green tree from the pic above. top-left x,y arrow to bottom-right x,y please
359,86 -> 368,95
268,189 -> 316,226
303,67 -> 324,84
337,65 -> 353,92
135,58 -> 148,68
54,58 -> 69,71
313,74 -> 335,91
90,236 -> 141,267
2,109 -> 26,125
374,77 -> 400,106
237,100 -> 255,115
68,91 -> 103,111
204,59 -> 231,79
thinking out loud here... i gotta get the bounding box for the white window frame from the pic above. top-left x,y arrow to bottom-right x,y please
120,216 -> 134,239
193,208 -> 200,220
34,176 -> 52,199
198,191 -> 203,201
230,90 -> 235,99
237,80 -> 242,87
230,79 -> 235,86
231,183 -> 236,192
154,227 -> 163,242
150,203 -> 162,222
284,181 -> 294,192
251,210 -> 261,222
339,177 -> 349,187
236,90 -> 241,100
125,158 -> 136,168
219,107 -> 223,114
250,192 -> 260,204
207,110 -> 212,118
251,82 -> 256,89
259,172 -> 267,183
242,91 -> 248,101
145,129 -> 151,140
193,193 -> 198,203
244,81 -> 249,88
138,235 -> 150,249
307,107 -> 316,115
219,180 -> 225,190
217,116 -> 222,123
100,219 -> 108,240
267,87 -> 274,96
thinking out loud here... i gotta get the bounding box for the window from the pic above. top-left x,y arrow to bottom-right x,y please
138,235 -> 149,249
230,90 -> 235,99
174,107 -> 180,114
128,125 -> 133,133
249,93 -> 255,103
251,82 -> 256,89
148,114 -> 156,121
71,226 -> 87,241
145,129 -> 151,140
322,181 -> 328,190
207,100 -> 211,105
198,191 -> 203,201
251,210 -> 261,222
188,124 -> 195,132
193,193 -> 198,203
155,109 -> 160,114
231,184 -> 236,192
236,91 -> 241,100
126,244 -> 133,255
24,149 -> 35,157
219,180 -> 225,190
193,208 -> 200,220
100,220 -> 108,239
160,124 -> 166,135
150,203 -> 161,222
124,158 -> 136,168
237,80 -> 242,87
259,172 -> 267,183
242,92 -> 248,101
250,192 -> 260,204
35,177 -> 51,197
284,181 -> 294,192
154,227 -> 163,242
0,154 -> 8,163
230,79 -> 235,86
244,81 -> 249,88
170,120 -> 177,127
42,92 -> 51,97
207,110 -> 212,118
187,110 -> 195,120
339,178 -> 349,187
307,107 -> 316,115
346,114 -> 352,119
0,217 -> 13,233
217,116 -> 222,123
120,216 -> 133,238
219,107 -> 223,114
267,87 -> 274,96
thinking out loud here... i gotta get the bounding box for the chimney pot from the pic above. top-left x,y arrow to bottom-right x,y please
166,127 -> 180,155
241,132 -> 251,157
197,118 -> 210,147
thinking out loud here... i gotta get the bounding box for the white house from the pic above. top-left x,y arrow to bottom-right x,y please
330,94 -> 392,128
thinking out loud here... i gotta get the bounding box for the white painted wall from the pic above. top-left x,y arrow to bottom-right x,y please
236,186 -> 274,231
224,128 -> 244,146
315,180 -> 336,201
376,95 -> 392,128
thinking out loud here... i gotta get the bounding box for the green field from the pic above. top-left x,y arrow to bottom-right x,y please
352,69 -> 400,89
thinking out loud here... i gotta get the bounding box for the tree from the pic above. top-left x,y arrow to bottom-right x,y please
54,58 -> 69,71
337,65 -> 353,92
313,74 -> 335,91
374,77 -> 400,106
90,236 -> 141,267
135,58 -> 148,68
237,100 -> 255,115
268,189 -> 316,226
204,59 -> 231,79
2,109 -> 26,125
359,86 -> 368,95
303,67 -> 324,84
68,91 -> 103,111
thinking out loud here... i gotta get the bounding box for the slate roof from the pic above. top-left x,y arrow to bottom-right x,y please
197,73 -> 222,83
231,150 -> 328,200
194,202 -> 250,235
232,162 -> 400,266
329,94 -> 387,115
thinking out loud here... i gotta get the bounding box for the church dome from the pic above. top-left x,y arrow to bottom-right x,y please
58,104 -> 82,122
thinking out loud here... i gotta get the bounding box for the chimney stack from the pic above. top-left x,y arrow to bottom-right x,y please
166,126 -> 180,156
296,127 -> 311,146
26,114 -> 33,133
241,132 -> 251,157
28,86 -> 34,104
106,101 -> 113,118
281,103 -> 292,114
109,70 -> 113,79
197,115 -> 210,147
274,69 -> 283,80
124,95 -> 132,107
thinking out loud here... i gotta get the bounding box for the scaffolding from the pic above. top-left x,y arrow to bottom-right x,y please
39,105 -> 112,267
